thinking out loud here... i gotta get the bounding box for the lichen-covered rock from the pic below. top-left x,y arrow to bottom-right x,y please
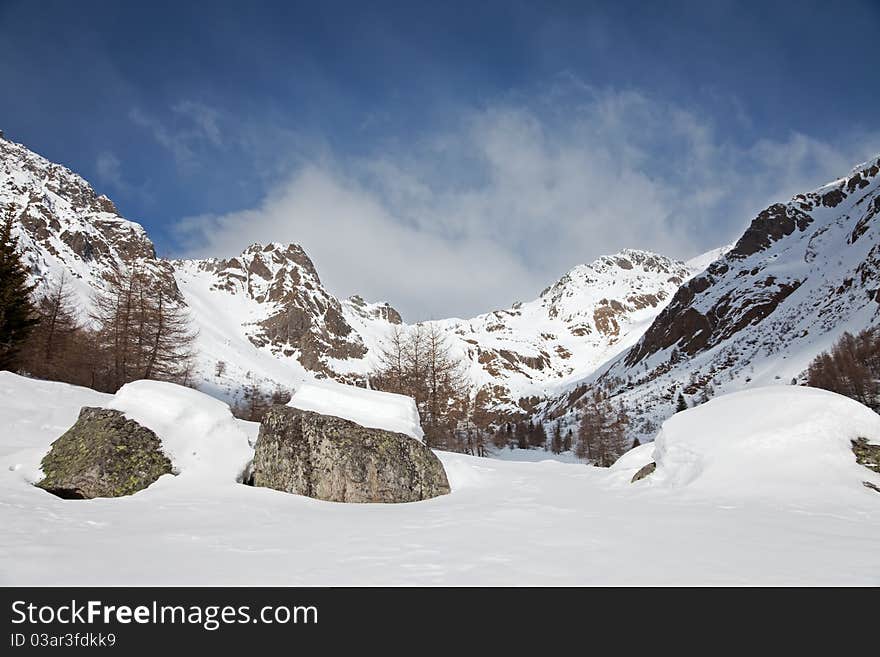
853,438 -> 880,493
253,406 -> 450,503
852,438 -> 880,474
631,461 -> 656,483
36,407 -> 173,499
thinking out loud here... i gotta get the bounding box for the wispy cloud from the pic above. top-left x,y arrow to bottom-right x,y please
95,151 -> 126,190
129,101 -> 224,171
174,85 -> 880,320
94,150 -> 153,204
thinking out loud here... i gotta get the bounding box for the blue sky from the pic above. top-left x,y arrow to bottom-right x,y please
2,0 -> 879,319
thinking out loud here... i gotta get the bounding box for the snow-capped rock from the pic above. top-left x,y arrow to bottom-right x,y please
106,380 -> 253,484
253,403 -> 449,503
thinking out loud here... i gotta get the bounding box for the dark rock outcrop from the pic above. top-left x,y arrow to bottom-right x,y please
852,437 -> 880,473
853,438 -> 880,492
252,406 -> 450,503
631,461 -> 656,483
36,407 -> 173,499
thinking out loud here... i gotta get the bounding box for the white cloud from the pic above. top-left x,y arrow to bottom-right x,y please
174,87 -> 880,320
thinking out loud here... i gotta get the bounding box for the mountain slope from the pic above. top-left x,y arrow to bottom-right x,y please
0,133 -> 733,415
546,154 -> 880,438
171,243 -> 705,411
0,135 -> 179,313
426,250 -> 699,412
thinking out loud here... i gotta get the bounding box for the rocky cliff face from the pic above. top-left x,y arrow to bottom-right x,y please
0,134 -> 180,311
174,243 -> 369,374
627,156 -> 880,371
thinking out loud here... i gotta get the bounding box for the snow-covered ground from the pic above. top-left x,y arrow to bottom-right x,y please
1,373 -> 877,585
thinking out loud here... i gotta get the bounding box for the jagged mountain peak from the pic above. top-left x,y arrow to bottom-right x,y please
544,249 -> 690,301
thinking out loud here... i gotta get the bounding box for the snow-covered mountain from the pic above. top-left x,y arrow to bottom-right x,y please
0,134 -> 180,316
10,131 -> 876,429
1,135 -> 704,411
546,154 -> 880,438
425,250 -> 699,413
172,243 -> 701,412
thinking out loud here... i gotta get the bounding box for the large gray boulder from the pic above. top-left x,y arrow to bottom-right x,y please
252,406 -> 450,503
36,407 -> 173,499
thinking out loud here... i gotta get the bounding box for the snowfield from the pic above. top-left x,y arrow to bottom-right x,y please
1,373 -> 878,585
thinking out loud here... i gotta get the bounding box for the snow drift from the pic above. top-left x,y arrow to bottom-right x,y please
1,373 -> 879,584
106,380 -> 253,484
634,386 -> 880,500
288,380 -> 424,441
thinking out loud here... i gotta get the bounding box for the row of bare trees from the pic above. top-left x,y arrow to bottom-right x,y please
370,323 -> 479,449
806,328 -> 880,410
575,388 -> 630,467
19,268 -> 197,393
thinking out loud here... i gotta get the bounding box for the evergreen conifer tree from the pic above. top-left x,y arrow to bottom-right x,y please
675,392 -> 688,413
0,207 -> 39,370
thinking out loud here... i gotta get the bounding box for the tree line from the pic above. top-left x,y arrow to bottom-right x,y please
573,387 -> 631,467
806,328 -> 880,411
0,207 -> 197,393
370,323 -> 479,449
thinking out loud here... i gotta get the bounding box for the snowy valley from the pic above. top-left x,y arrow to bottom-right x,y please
1,133 -> 723,419
2,134 -> 880,586
1,372 -> 877,585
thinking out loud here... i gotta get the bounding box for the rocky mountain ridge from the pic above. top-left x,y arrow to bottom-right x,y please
1,134 -> 700,412
8,131 -> 876,432
545,154 -> 880,439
